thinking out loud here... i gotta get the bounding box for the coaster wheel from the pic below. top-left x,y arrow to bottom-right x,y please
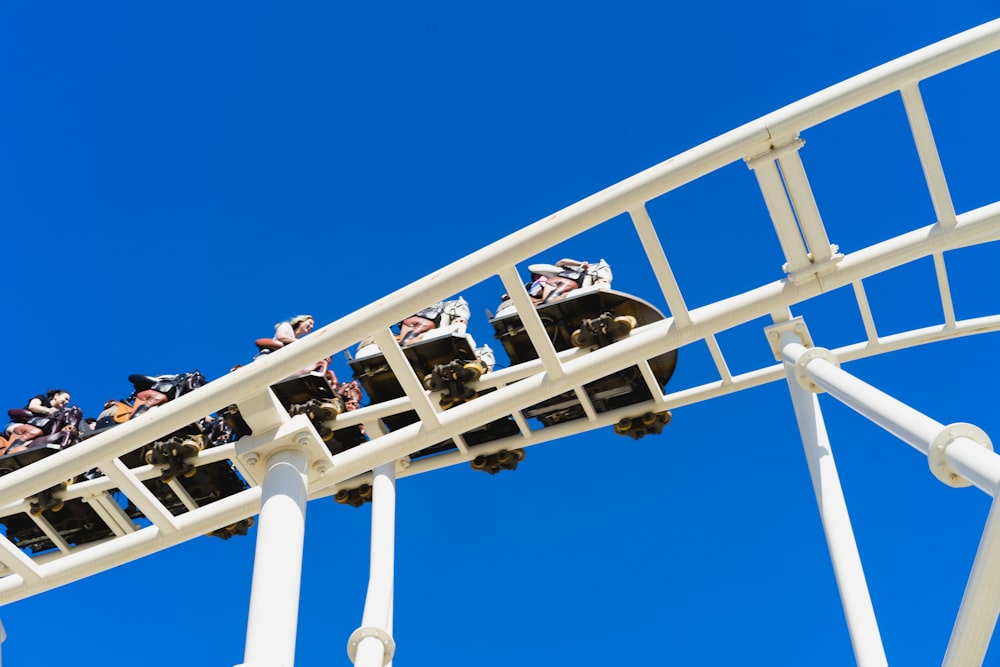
462,362 -> 485,381
614,418 -> 633,435
571,328 -> 595,348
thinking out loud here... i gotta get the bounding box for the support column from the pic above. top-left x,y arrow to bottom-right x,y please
770,317 -> 1000,663
781,332 -> 888,667
239,448 -> 309,667
943,494 -> 1000,667
348,462 -> 397,667
774,330 -> 1000,495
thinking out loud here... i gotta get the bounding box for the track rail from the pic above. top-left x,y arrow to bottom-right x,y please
0,17 -> 998,663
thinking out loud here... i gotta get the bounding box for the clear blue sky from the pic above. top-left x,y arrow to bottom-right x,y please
1,3 -> 999,666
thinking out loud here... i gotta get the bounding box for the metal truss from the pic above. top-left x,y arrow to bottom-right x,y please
0,18 -> 998,667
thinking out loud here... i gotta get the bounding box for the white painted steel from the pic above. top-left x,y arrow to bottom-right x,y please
371,328 -> 441,428
780,340 -> 943,454
932,252 -> 957,327
781,336 -> 888,667
0,18 -> 996,667
940,439 -> 1000,496
241,448 -> 309,667
779,339 -> 1000,495
901,83 -> 957,228
943,497 -> 1000,667
497,266 -> 567,380
628,205 -> 691,327
775,147 -> 836,266
350,462 -> 397,667
0,33 -> 998,522
748,156 -> 812,275
0,486 -> 262,603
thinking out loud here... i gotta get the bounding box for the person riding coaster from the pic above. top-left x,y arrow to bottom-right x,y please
339,295 -> 520,506
254,314 -> 339,387
0,404 -> 84,457
93,371 -> 210,482
488,256 -> 676,437
95,372 -> 206,428
353,297 -> 495,408
494,258 -> 636,347
355,297 -> 477,355
0,398 -> 86,515
234,315 -> 366,453
495,258 -> 614,314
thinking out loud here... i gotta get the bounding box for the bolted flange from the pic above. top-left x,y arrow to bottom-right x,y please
793,347 -> 840,393
928,422 -> 994,488
764,316 -> 814,359
347,626 -> 395,665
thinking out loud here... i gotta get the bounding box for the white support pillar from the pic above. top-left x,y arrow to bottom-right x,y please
781,331 -> 888,667
943,495 -> 1000,667
769,318 -> 1000,665
239,448 -> 309,667
348,462 -> 397,667
773,329 -> 1000,495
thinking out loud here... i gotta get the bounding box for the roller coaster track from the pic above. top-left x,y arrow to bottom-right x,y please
1,18 -> 999,667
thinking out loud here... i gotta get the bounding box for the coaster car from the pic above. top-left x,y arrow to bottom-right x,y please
267,371 -> 367,455
344,298 -> 521,502
489,259 -> 677,435
0,371 -> 254,554
0,404 -> 86,516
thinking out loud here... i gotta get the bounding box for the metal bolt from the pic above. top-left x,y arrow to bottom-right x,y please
245,453 -> 259,468
312,461 -> 330,476
295,433 -> 311,448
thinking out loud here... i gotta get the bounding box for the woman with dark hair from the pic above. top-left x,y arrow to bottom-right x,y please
2,388 -> 75,452
26,389 -> 71,417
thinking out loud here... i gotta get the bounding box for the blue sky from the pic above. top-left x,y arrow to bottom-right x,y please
1,3 -> 999,666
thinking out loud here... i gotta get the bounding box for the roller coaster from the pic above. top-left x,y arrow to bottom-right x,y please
0,19 -> 999,667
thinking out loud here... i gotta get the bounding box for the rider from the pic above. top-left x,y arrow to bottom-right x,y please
496,258 -> 613,314
26,389 -> 71,417
256,315 -> 315,356
274,314 -> 315,345
2,389 -> 76,452
4,388 -> 72,437
257,314 -> 337,383
396,299 -> 470,347
354,297 -> 488,360
525,258 -> 612,305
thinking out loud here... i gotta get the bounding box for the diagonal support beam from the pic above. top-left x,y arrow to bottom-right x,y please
498,266 -> 566,380
901,83 -> 957,228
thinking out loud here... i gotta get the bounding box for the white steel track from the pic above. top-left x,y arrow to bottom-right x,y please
1,18 -> 999,667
